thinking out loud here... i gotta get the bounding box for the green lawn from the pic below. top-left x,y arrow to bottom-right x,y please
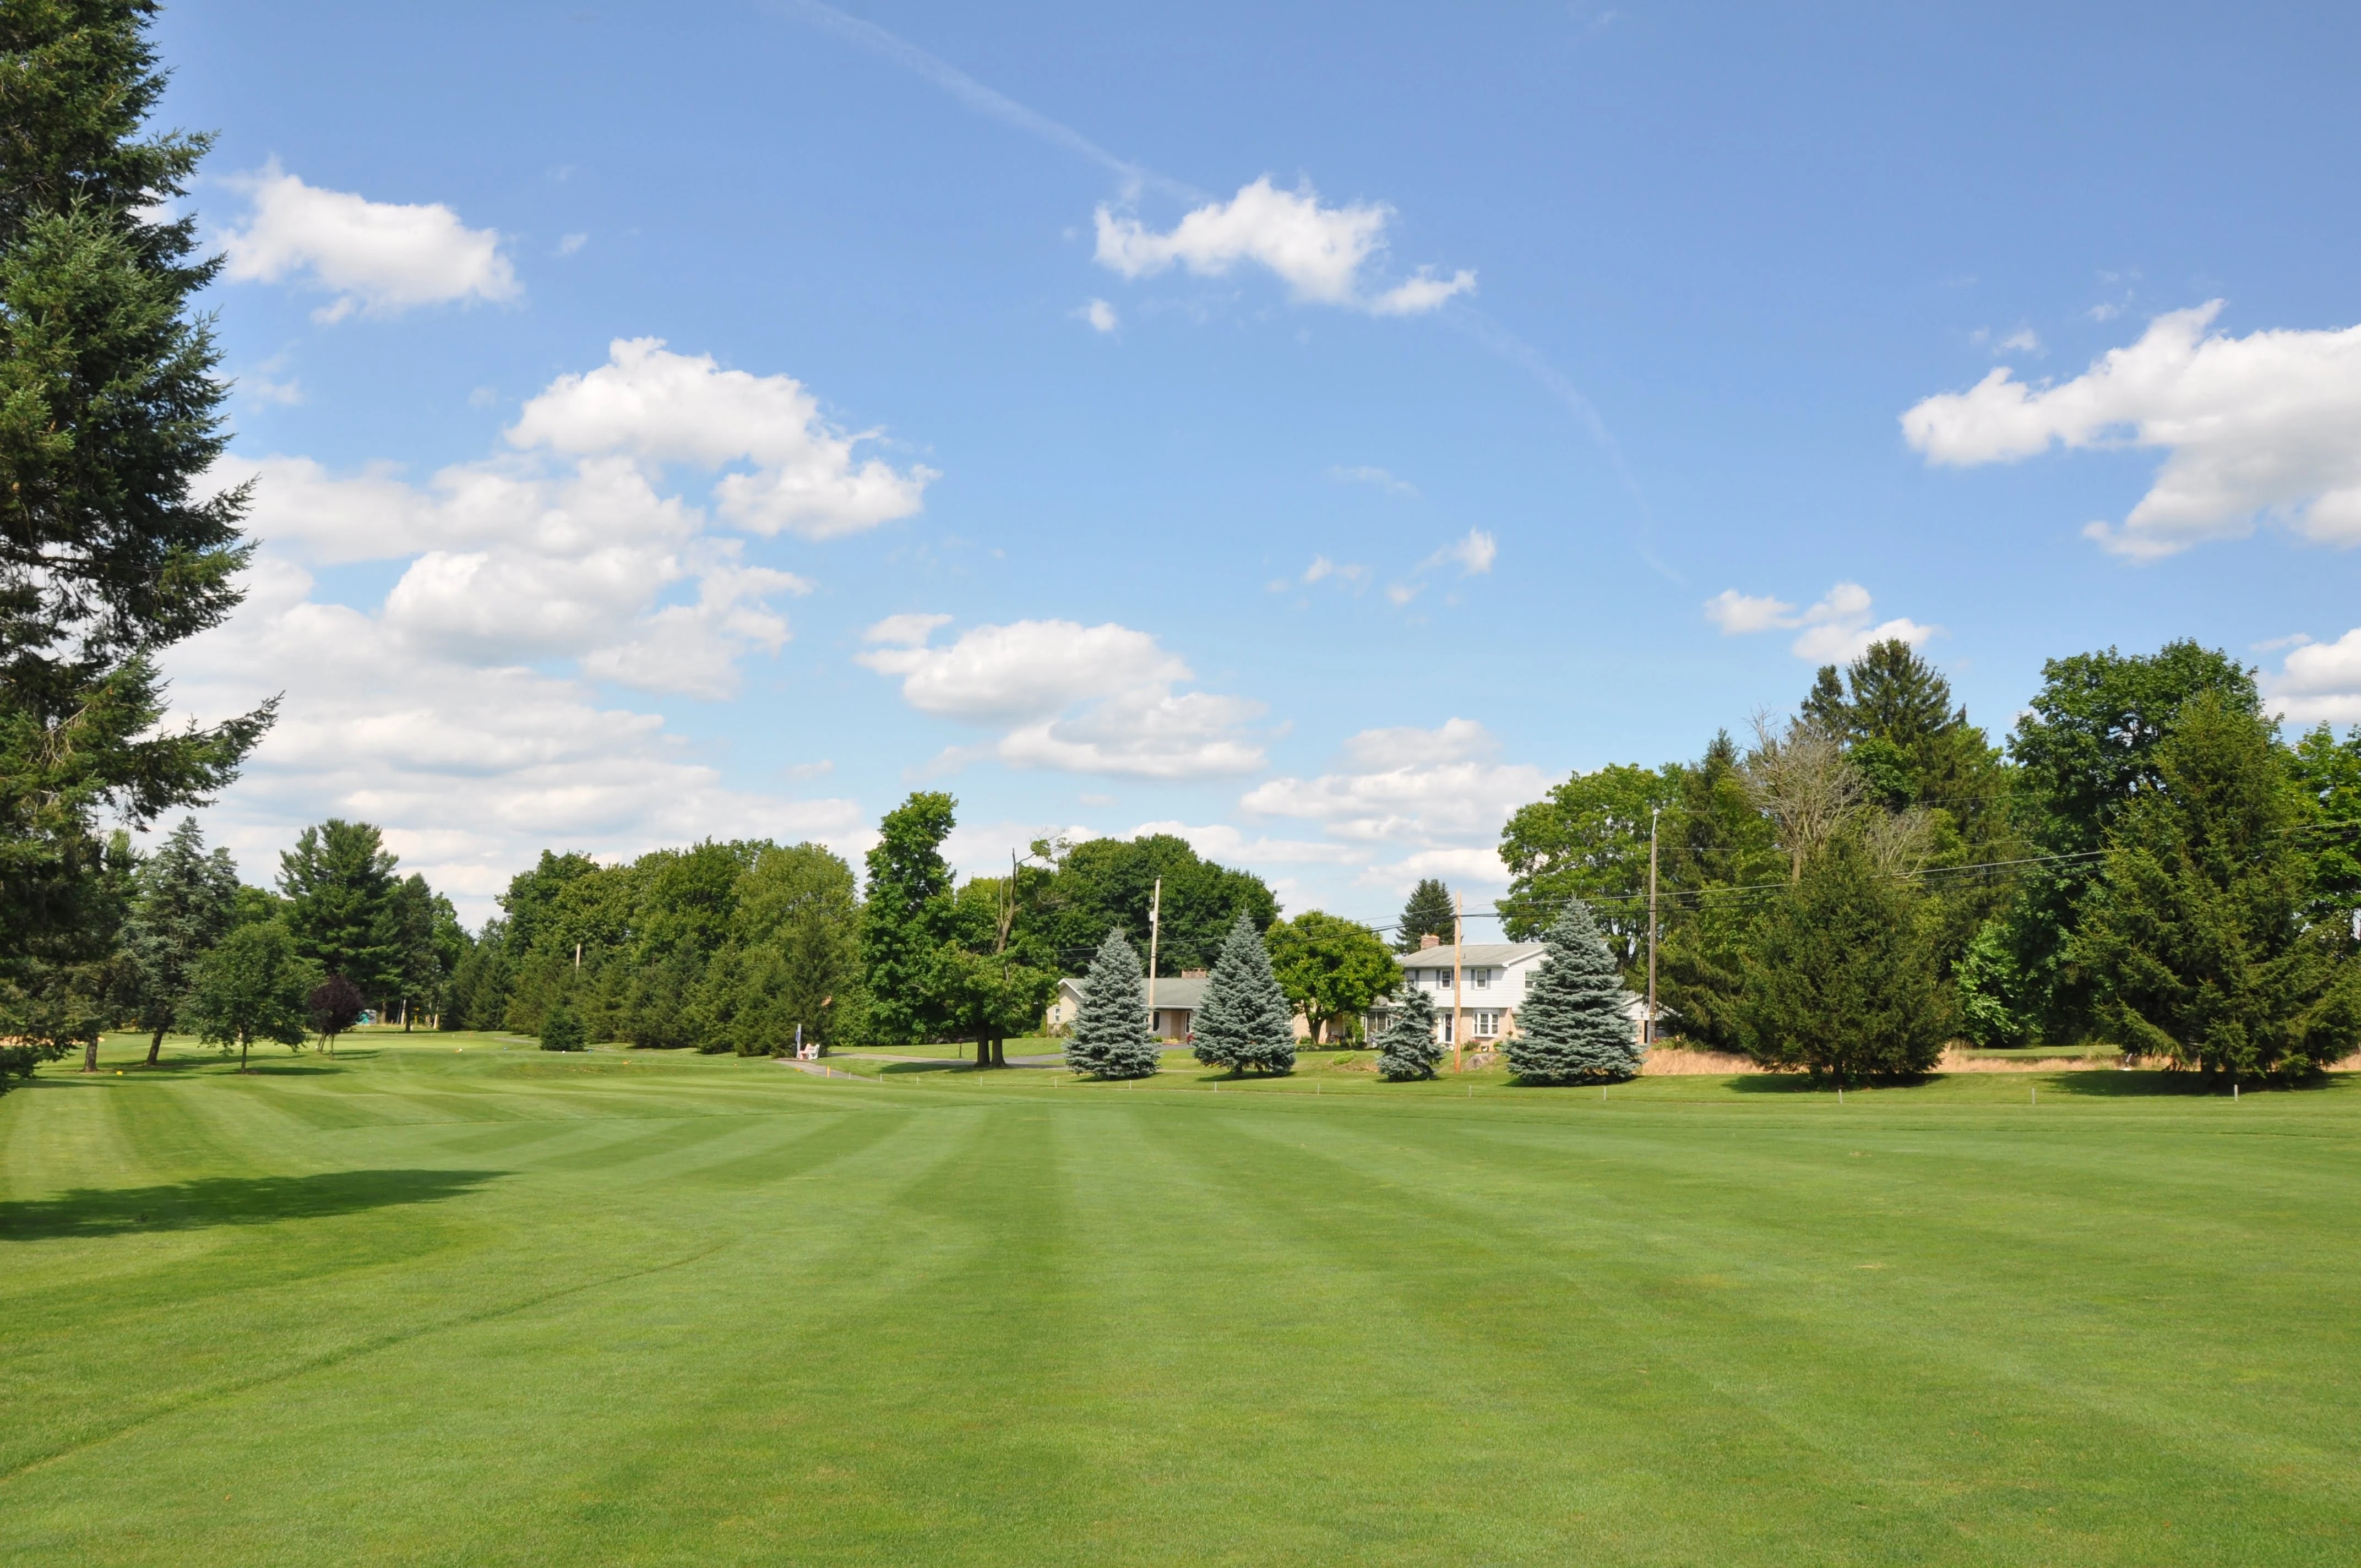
5,1035 -> 2360,1565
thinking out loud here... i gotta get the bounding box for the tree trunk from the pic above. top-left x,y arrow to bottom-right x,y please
975,1035 -> 990,1068
83,1035 -> 100,1072
238,1035 -> 251,1073
991,1036 -> 1006,1067
146,1026 -> 165,1066
402,1000 -> 412,1032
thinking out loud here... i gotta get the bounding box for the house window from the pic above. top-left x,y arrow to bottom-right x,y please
1475,1010 -> 1501,1038
1472,968 -> 1489,989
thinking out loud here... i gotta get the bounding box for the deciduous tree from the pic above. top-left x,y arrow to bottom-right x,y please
1266,911 -> 1395,1044
188,921 -> 311,1071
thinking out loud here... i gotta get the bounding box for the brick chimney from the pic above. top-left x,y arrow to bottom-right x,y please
1419,933 -> 1441,950
1180,968 -> 1209,979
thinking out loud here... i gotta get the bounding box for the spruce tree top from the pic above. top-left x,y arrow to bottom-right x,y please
1396,878 -> 1455,952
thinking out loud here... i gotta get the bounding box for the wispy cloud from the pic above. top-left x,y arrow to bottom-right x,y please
1328,464 -> 1418,497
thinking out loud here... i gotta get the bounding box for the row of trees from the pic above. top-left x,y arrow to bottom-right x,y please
1495,638 -> 2361,1081
453,796 -> 1308,1060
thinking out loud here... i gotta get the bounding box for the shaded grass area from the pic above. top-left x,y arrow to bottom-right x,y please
4,1032 -> 2361,1565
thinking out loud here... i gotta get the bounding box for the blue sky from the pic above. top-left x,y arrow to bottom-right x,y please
152,1 -> 2361,924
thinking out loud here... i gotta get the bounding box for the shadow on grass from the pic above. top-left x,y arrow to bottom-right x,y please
876,1059 -> 981,1076
0,1168 -> 501,1241
2043,1069 -> 2355,1097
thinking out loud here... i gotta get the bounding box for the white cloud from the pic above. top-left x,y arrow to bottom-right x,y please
1241,720 -> 1545,891
219,160 -> 519,322
857,618 -> 1266,778
1423,529 -> 1497,576
1093,177 -> 1472,315
1369,268 -> 1478,316
1706,581 -> 1934,662
158,558 -> 863,922
156,342 -> 931,917
556,232 -> 589,257
863,612 -> 954,648
1901,302 -> 2361,559
1079,298 -> 1119,333
509,337 -> 934,540
2271,629 -> 2361,725
1998,327 -> 2042,355
1302,556 -> 1368,587
1704,588 -> 1796,634
1329,464 -> 1418,497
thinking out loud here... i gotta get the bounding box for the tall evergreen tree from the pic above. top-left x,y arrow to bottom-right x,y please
278,820 -> 405,1004
1396,878 -> 1455,952
861,792 -> 958,1044
1192,912 -> 1297,1074
1504,900 -> 1644,1084
1,2 -> 271,1075
1740,835 -> 1948,1082
2002,640 -> 2259,1041
2077,692 -> 2361,1079
123,814 -> 237,1064
1375,985 -> 1443,1081
1064,927 -> 1160,1079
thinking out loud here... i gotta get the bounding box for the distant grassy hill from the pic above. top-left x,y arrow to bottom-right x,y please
5,1033 -> 2359,1565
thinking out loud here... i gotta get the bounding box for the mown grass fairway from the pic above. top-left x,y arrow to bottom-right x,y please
6,1036 -> 2360,1565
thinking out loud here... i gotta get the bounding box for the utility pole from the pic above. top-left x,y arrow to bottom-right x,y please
1146,877 -> 1162,1042
1451,889 -> 1465,1073
1646,805 -> 1660,1049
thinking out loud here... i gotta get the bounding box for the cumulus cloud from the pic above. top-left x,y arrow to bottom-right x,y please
158,342 -> 932,913
219,160 -> 519,322
1705,582 -> 1934,662
1093,177 -> 1473,315
1301,556 -> 1368,588
856,617 -> 1265,778
1241,719 -> 1546,891
2270,629 -> 2361,725
509,338 -> 933,539
1901,302 -> 2361,559
158,558 -> 863,919
1079,298 -> 1119,333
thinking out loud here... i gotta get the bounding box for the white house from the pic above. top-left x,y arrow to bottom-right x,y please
1374,933 -> 1648,1044
1048,933 -> 1646,1048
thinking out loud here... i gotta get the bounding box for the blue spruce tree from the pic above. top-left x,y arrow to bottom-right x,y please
1375,986 -> 1443,1081
1191,913 -> 1296,1075
1505,900 -> 1644,1084
1064,928 -> 1161,1080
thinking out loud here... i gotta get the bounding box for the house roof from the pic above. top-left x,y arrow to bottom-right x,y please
1395,943 -> 1545,968
1058,975 -> 1211,1011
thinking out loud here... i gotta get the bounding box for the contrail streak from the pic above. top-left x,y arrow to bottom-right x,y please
770,0 -> 1668,578
770,0 -> 1203,203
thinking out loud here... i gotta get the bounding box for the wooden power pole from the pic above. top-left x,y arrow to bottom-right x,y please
1646,805 -> 1660,1049
1451,889 -> 1465,1073
1146,877 -> 1162,1039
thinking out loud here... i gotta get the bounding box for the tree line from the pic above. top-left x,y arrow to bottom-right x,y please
1491,638 -> 2361,1081
456,791 -> 1403,1060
